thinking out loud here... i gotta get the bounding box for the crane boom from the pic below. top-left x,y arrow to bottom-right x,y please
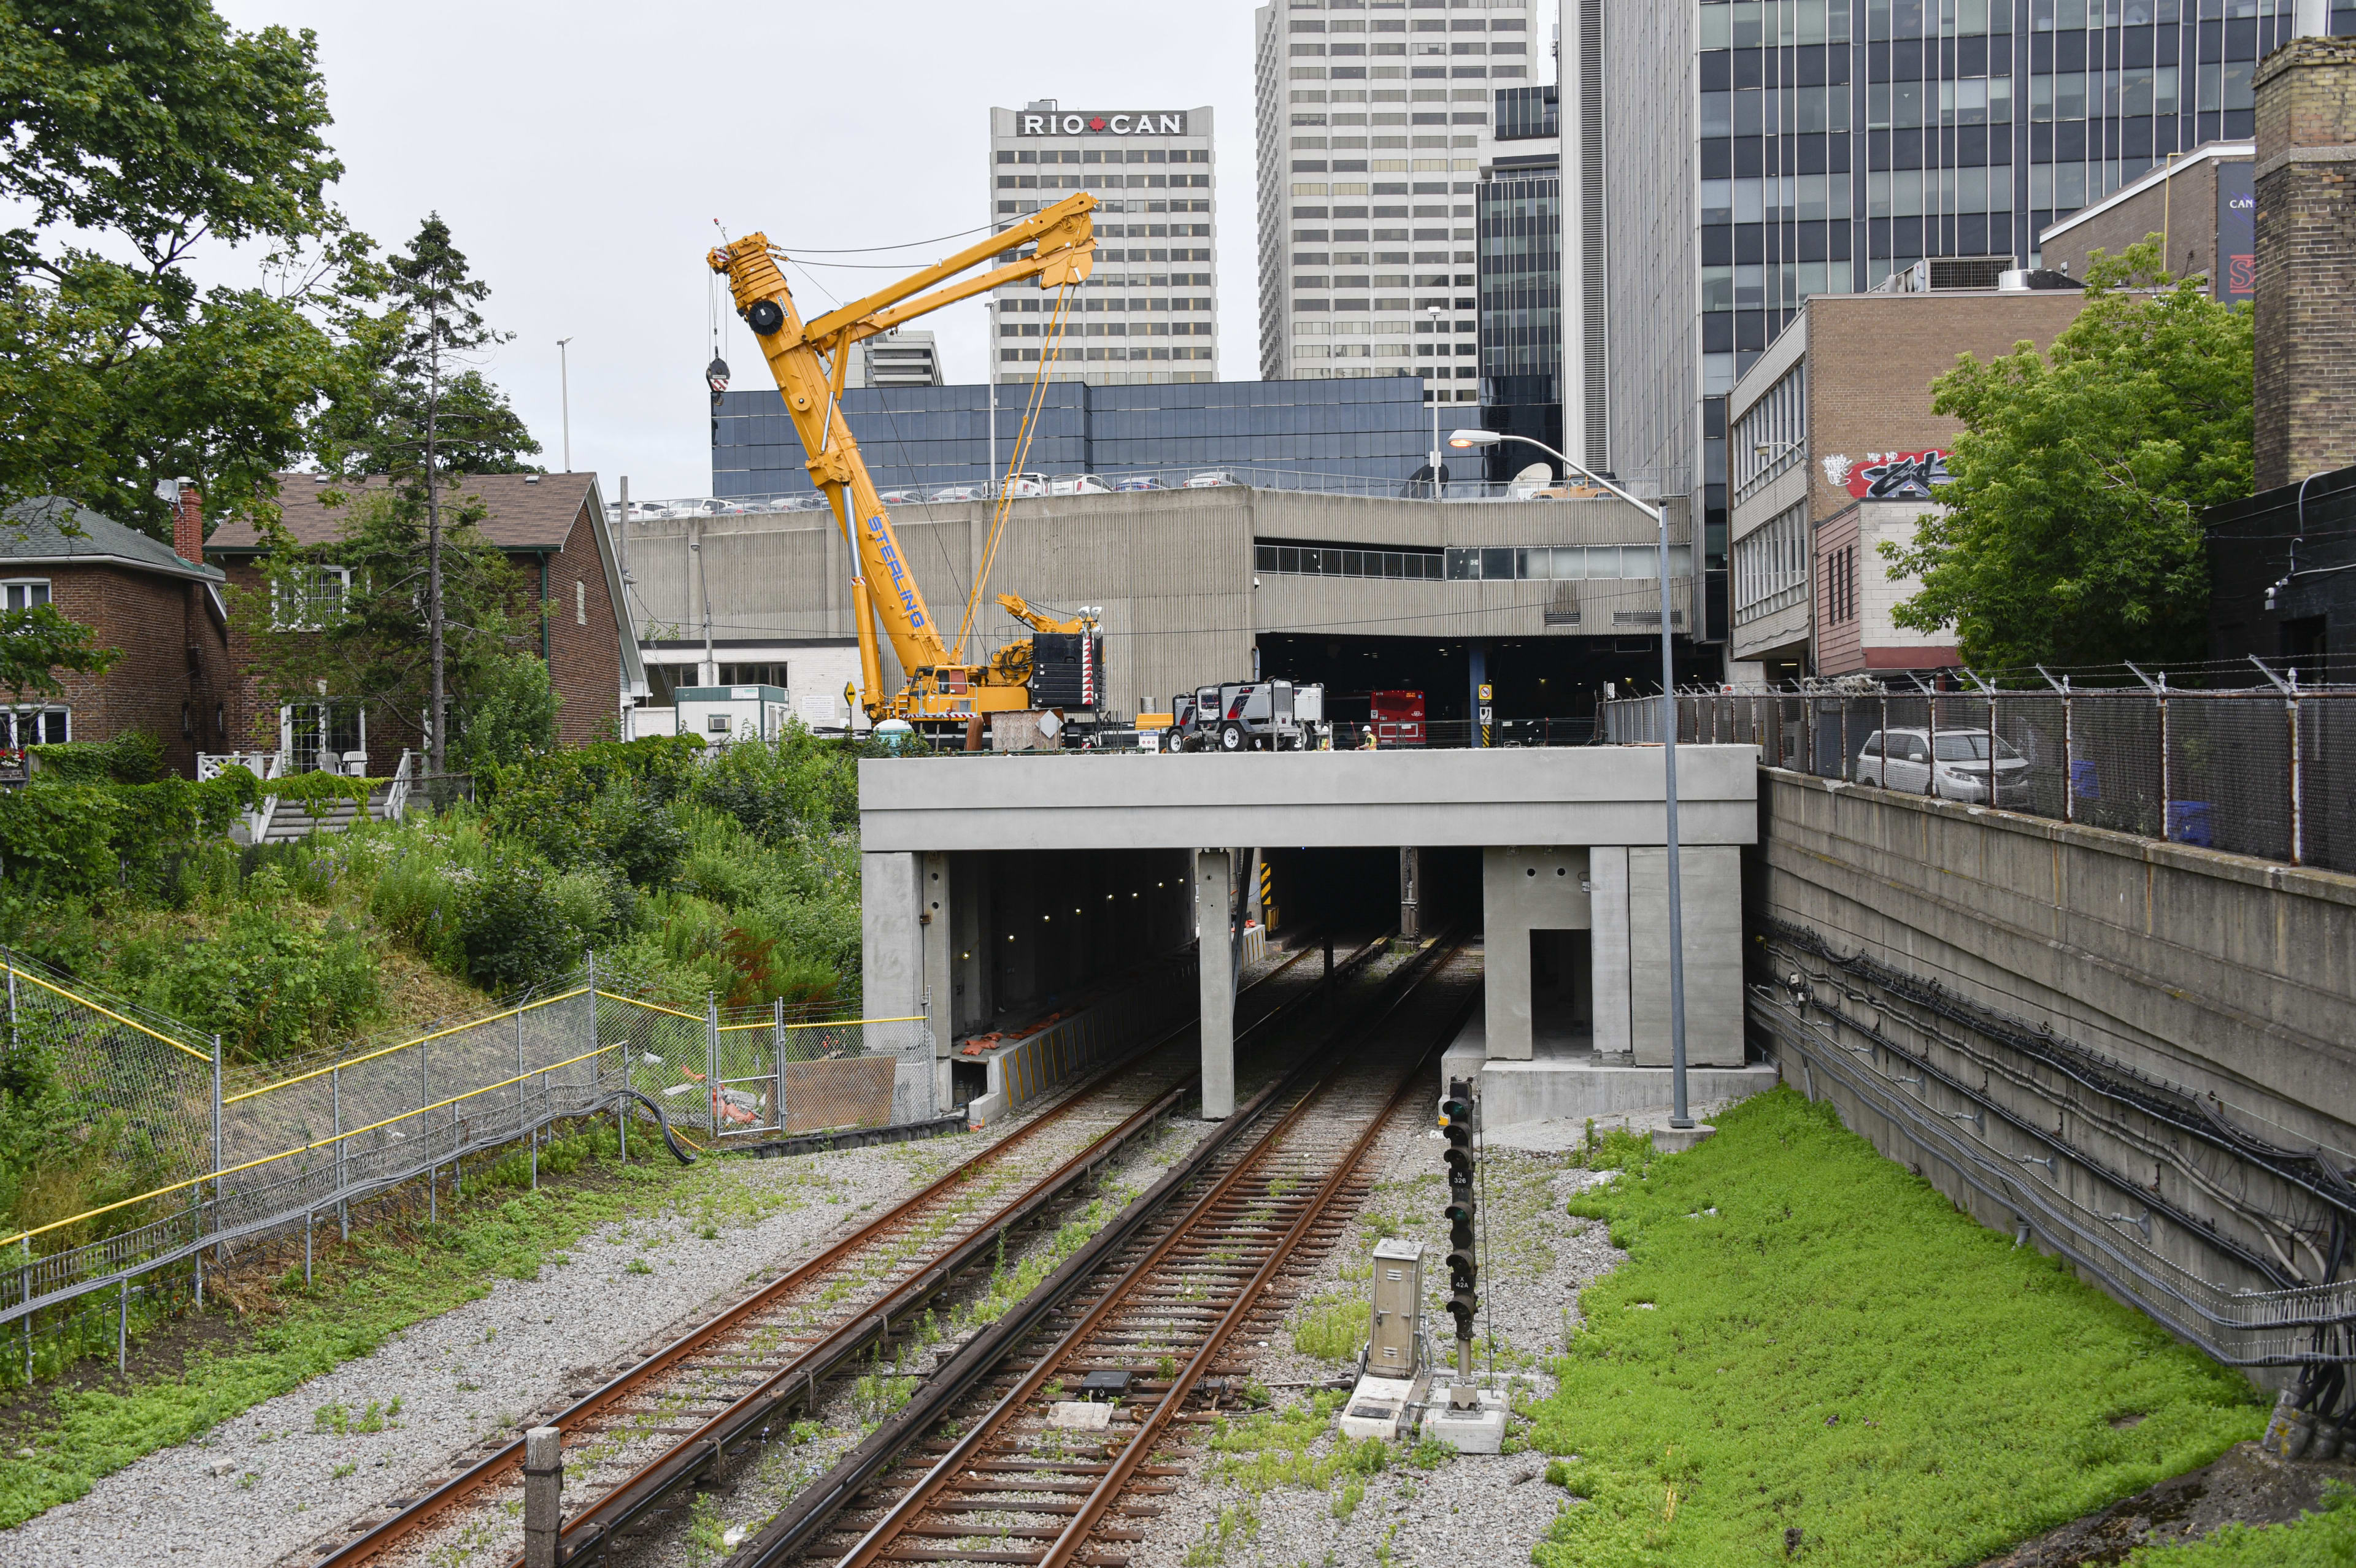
707,196 -> 1098,723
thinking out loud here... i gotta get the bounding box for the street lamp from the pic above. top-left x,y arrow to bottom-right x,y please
1425,304 -> 1445,502
556,337 -> 574,473
1451,426 -> 1696,1130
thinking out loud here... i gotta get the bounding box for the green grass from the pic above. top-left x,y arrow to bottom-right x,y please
2125,1484 -> 2356,1565
1290,1294 -> 1370,1362
0,1126 -> 855,1531
1531,1088 -> 2266,1568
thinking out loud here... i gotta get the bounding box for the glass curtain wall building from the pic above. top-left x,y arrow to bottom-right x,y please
710,377 -> 1434,498
1476,85 -> 1563,480
1255,0 -> 1541,407
989,103 -> 1217,387
1604,0 -> 2356,650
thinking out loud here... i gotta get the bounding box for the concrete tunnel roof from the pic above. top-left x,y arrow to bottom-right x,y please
857,746 -> 1761,855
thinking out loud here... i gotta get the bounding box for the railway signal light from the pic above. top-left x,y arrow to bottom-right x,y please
1438,1077 -> 1479,1356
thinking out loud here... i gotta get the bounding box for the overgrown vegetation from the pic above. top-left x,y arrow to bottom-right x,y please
0,728 -> 876,1253
1531,1088 -> 2267,1567
0,1109 -> 879,1528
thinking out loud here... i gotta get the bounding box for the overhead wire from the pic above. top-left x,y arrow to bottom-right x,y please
782,256 -> 971,615
955,281 -> 1077,664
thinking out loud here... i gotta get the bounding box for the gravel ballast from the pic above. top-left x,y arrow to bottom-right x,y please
0,1129 -> 993,1568
1128,1081 -> 1626,1568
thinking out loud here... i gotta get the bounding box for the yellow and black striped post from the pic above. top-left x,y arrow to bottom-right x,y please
1258,860 -> 1274,930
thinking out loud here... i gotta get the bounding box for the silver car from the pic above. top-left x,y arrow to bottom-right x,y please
1855,728 -> 2030,805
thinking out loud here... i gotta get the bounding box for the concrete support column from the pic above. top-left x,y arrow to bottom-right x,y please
1196,848 -> 1235,1120
1468,640 -> 1488,747
1590,846 -> 1632,1060
863,850 -> 926,1120
952,853 -> 990,1034
920,853 -> 952,1113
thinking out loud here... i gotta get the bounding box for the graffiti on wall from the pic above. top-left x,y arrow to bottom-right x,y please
1820,450 -> 1953,501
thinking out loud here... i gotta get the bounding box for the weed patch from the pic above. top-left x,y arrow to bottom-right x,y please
1530,1088 -> 2266,1568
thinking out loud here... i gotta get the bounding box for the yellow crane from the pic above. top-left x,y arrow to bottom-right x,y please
707,195 -> 1101,726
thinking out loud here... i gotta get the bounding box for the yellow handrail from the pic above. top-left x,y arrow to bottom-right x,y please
3,1040 -> 623,1250
716,1014 -> 925,1033
224,986 -> 594,1104
2,962 -> 212,1063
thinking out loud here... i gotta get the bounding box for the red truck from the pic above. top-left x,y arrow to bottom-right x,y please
1368,690 -> 1425,747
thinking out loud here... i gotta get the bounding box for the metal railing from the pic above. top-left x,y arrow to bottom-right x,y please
0,951 -> 925,1379
615,466 -> 1685,521
1600,680 -> 2356,876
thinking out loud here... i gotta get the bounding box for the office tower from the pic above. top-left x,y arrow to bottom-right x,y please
989,102 -> 1217,387
1601,0 -> 2352,651
1255,0 -> 1542,409
844,329 -> 944,390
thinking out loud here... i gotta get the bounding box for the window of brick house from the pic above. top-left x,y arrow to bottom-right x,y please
182,702 -> 194,739
272,564 -> 351,630
2,709 -> 69,746
2,579 -> 52,610
576,579 -> 587,625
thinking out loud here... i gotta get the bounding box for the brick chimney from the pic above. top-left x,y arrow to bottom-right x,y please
2252,36 -> 2356,491
172,480 -> 203,564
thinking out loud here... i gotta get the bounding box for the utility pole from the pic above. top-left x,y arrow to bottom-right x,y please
556,338 -> 574,472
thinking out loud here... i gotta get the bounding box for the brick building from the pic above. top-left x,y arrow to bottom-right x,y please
0,491 -> 236,775
2251,36 -> 2356,494
204,472 -> 641,771
1723,282 -> 2089,682
2204,36 -> 2356,681
2037,140 -> 2255,298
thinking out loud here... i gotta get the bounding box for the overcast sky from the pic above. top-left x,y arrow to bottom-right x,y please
213,0 -> 1553,501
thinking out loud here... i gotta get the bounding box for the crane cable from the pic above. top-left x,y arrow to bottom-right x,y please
953,280 -> 1077,664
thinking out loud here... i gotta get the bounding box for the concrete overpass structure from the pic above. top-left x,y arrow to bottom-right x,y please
860,747 -> 1764,1122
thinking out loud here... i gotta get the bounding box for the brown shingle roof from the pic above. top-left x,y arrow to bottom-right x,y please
204,472 -> 597,555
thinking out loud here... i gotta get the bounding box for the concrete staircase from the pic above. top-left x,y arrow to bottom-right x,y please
258,790 -> 396,844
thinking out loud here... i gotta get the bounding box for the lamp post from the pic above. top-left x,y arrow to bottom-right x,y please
1451,427 -> 1695,1129
1425,304 -> 1444,502
556,338 -> 574,472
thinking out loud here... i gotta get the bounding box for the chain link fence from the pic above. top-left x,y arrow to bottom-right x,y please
1,951 -> 925,1380
1600,683 -> 2356,876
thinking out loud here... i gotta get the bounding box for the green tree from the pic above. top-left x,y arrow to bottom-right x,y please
1885,240 -> 2252,671
320,215 -> 537,772
0,604 -> 119,709
0,0 -> 360,537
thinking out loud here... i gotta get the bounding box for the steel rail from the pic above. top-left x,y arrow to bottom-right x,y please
729,933 -> 1461,1568
1033,958 -> 1474,1566
531,931 -> 1390,1568
314,931 -> 1366,1568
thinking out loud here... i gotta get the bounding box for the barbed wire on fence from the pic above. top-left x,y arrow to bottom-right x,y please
1600,683 -> 2356,877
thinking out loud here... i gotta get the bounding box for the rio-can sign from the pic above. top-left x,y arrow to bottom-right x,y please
1019,110 -> 1189,136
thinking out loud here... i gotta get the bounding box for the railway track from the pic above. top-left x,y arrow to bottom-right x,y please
728,934 -> 1477,1568
307,931 -> 1388,1568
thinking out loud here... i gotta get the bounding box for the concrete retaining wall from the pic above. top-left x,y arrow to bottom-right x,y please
1750,768 -> 2356,1374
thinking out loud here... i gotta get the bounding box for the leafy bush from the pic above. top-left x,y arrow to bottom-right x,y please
696,723 -> 861,838
456,856 -> 583,996
0,783 -> 120,898
455,651 -> 560,770
29,731 -> 163,785
115,902 -> 381,1063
